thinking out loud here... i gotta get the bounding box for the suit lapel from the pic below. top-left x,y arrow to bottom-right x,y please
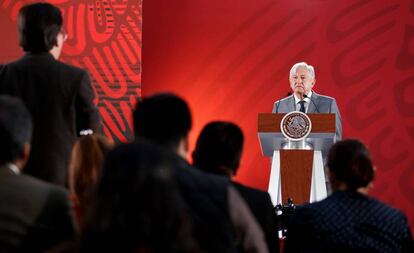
288,95 -> 296,112
307,92 -> 319,113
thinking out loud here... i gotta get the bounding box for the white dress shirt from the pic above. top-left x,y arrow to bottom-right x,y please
4,163 -> 20,174
293,91 -> 313,113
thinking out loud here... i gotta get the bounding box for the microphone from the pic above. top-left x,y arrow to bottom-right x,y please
303,93 -> 320,113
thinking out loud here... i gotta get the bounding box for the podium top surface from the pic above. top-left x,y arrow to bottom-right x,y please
258,113 -> 335,133
258,113 -> 336,156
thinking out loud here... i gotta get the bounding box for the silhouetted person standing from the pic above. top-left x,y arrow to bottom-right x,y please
193,121 -> 279,253
0,3 -> 101,186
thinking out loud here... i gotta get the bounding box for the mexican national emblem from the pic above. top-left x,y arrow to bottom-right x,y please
280,111 -> 312,141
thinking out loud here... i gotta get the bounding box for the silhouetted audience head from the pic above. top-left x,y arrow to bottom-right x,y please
81,140 -> 198,253
134,93 -> 192,157
0,95 -> 32,166
327,139 -> 375,191
192,121 -> 244,177
18,3 -> 63,53
68,134 -> 113,212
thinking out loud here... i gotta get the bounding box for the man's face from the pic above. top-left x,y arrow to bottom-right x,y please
289,67 -> 315,96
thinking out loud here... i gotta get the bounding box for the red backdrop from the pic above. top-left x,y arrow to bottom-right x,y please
141,0 -> 414,230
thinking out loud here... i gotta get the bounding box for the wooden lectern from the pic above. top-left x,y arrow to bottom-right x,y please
258,113 -> 336,206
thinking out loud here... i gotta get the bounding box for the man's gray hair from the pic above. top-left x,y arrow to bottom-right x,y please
289,62 -> 315,79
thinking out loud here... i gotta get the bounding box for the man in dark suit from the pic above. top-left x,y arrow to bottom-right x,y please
134,93 -> 268,253
272,62 -> 342,141
0,95 -> 76,253
192,121 -> 279,253
284,140 -> 413,253
0,3 -> 101,186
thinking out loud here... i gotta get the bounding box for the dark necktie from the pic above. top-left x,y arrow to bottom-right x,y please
299,100 -> 306,113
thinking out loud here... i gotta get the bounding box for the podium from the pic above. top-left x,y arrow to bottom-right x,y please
258,113 -> 336,206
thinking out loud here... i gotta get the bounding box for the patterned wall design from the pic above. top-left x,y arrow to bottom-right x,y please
142,0 -> 414,230
0,0 -> 142,142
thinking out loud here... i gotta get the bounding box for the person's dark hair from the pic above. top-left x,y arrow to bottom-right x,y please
133,93 -> 192,150
192,121 -> 244,176
0,95 -> 32,165
69,134 -> 113,208
18,3 -> 63,52
327,139 -> 375,190
81,140 -> 199,253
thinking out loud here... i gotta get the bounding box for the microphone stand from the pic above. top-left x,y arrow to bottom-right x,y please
303,93 -> 320,113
